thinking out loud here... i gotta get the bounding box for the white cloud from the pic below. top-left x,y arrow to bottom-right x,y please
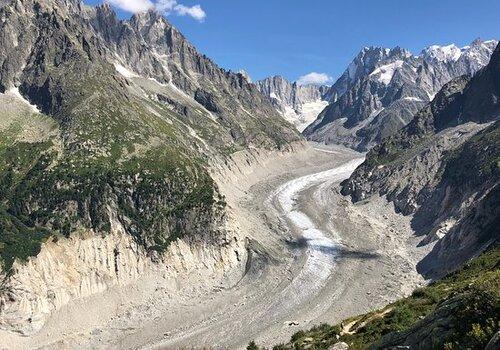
108,0 -> 206,22
108,0 -> 153,13
173,4 -> 206,22
296,72 -> 333,86
155,0 -> 177,12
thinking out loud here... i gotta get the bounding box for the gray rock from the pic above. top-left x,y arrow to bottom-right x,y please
342,43 -> 500,277
255,75 -> 329,130
329,341 -> 349,350
486,331 -> 500,350
255,75 -> 329,111
0,0 -> 301,333
304,39 -> 498,151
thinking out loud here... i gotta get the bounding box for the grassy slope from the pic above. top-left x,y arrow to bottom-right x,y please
251,248 -> 500,350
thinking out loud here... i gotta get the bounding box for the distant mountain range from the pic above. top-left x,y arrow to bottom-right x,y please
342,42 -> 500,277
303,39 -> 498,150
255,76 -> 330,131
264,40 -> 500,350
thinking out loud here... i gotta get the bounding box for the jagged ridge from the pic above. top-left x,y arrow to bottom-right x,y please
341,43 -> 500,276
304,39 -> 498,151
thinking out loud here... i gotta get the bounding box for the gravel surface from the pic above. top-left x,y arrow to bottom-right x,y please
0,144 -> 432,350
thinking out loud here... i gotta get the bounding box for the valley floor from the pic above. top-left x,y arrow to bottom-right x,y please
0,144 -> 432,350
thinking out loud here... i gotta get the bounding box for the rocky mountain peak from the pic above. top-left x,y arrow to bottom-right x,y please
255,75 -> 330,131
341,43 -> 499,278
237,70 -> 252,83
305,39 -> 498,151
127,9 -> 178,44
351,46 -> 410,76
0,4 -> 301,332
325,45 -> 412,103
30,0 -> 83,15
420,38 -> 498,66
349,47 -> 390,79
130,8 -> 165,27
421,44 -> 462,62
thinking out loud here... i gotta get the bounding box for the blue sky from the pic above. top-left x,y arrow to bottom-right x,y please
86,0 -> 499,83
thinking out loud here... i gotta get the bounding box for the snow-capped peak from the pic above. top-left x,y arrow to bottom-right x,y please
421,39 -> 498,64
422,44 -> 462,62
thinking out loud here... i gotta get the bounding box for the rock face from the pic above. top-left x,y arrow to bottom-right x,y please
255,76 -> 330,131
304,39 -> 498,150
0,0 -> 300,334
1,227 -> 243,334
341,43 -> 500,277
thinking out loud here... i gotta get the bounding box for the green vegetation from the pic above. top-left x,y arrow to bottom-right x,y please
0,67 -> 224,274
249,248 -> 500,350
0,9 -> 298,278
444,122 -> 500,188
0,209 -> 52,274
247,341 -> 260,350
0,135 -> 222,271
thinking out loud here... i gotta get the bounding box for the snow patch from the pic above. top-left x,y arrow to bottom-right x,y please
299,100 -> 329,129
281,100 -> 328,132
114,63 -> 139,78
369,60 -> 404,85
427,91 -> 437,101
483,40 -> 498,47
422,44 -> 462,62
7,87 -> 40,113
269,92 -> 280,101
403,96 -> 423,102
148,77 -> 167,87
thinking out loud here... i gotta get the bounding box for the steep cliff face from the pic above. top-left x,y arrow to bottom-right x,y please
0,0 -> 300,334
304,40 -> 498,151
89,5 -> 299,150
255,76 -> 329,131
341,43 -> 500,276
255,76 -> 329,111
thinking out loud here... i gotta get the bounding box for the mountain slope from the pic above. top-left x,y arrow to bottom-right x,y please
256,76 -> 329,131
0,0 -> 300,334
257,248 -> 499,350
304,39 -> 498,151
341,42 -> 500,277
90,6 -> 300,150
249,41 -> 500,350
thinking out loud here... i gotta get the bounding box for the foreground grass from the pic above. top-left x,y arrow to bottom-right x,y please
249,248 -> 500,350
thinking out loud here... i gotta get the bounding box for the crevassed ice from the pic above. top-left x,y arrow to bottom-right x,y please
282,100 -> 328,132
275,158 -> 365,291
